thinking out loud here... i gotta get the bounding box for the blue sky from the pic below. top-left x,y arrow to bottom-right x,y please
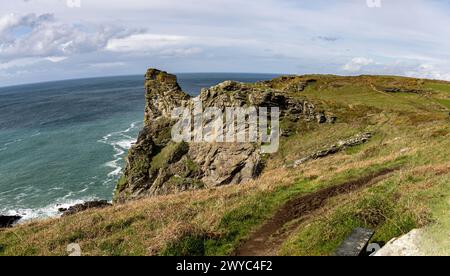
1,0 -> 450,86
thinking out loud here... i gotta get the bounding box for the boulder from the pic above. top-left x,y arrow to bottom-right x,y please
374,229 -> 424,256
59,200 -> 112,217
0,215 -> 21,228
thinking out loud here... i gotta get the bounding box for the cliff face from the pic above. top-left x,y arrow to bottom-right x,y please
114,69 -> 335,203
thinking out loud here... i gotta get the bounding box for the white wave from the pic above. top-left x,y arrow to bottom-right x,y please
1,132 -> 40,152
98,121 -> 142,182
105,159 -> 122,177
98,121 -> 141,144
108,167 -> 122,177
3,138 -> 23,147
61,191 -> 75,200
0,138 -> 23,152
122,121 -> 140,134
14,192 -> 28,201
77,186 -> 89,194
0,186 -> 28,196
3,196 -> 108,222
115,139 -> 135,150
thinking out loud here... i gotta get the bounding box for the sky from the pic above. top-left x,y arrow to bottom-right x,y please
1,0 -> 450,86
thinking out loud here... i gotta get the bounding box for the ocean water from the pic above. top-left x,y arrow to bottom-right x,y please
0,73 -> 278,220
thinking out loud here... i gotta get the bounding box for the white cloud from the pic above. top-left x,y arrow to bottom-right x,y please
0,57 -> 42,70
0,13 -> 20,34
89,62 -> 126,68
343,57 -> 374,72
2,0 -> 450,85
46,56 -> 67,62
405,64 -> 450,81
159,47 -> 202,58
105,34 -> 188,53
0,13 -> 54,37
0,13 -> 137,60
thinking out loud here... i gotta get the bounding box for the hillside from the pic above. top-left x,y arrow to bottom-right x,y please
0,72 -> 449,256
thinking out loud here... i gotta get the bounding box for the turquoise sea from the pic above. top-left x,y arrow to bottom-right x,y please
0,73 -> 278,220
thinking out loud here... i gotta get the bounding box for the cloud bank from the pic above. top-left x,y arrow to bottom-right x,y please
1,0 -> 450,86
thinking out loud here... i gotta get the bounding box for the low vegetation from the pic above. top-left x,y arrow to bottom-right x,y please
0,75 -> 448,256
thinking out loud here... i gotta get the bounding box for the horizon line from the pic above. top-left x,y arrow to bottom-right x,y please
0,71 -> 286,89
1,71 -> 449,90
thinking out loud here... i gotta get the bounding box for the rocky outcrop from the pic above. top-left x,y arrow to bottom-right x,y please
374,85 -> 422,94
58,200 -> 112,217
285,79 -> 317,92
144,69 -> 190,123
290,132 -> 372,167
374,229 -> 424,256
0,215 -> 21,228
114,69 -> 336,203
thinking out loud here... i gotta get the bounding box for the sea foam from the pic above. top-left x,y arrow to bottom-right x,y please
98,121 -> 142,182
3,196 -> 105,222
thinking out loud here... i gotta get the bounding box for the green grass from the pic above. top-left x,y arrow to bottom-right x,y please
425,82 -> 450,94
114,176 -> 127,197
159,178 -> 311,256
280,170 -> 444,255
436,99 -> 450,109
280,137 -> 449,256
162,234 -> 207,256
150,142 -> 188,170
419,176 -> 450,255
160,158 -> 408,256
203,179 -> 311,256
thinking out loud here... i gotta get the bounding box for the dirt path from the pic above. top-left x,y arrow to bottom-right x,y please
235,168 -> 399,256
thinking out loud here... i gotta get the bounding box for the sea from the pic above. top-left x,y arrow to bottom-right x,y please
0,73 -> 278,220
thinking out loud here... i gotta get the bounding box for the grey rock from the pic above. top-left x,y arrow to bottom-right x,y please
0,215 -> 21,228
59,200 -> 112,217
374,229 -> 424,256
291,132 -> 372,167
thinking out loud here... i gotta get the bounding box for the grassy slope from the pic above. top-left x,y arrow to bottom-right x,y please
0,75 -> 449,256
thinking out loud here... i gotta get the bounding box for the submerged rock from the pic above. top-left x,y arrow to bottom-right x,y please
59,200 -> 112,217
0,215 -> 22,228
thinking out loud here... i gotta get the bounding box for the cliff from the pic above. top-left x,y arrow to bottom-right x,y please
1,72 -> 448,256
114,69 -> 335,202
